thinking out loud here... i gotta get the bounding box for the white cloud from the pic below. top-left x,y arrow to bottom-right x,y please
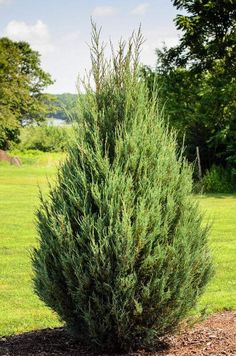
92,6 -> 116,17
3,20 -> 54,54
0,0 -> 11,5
131,3 -> 149,15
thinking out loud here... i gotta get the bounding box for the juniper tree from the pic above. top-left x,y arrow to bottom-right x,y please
32,23 -> 213,352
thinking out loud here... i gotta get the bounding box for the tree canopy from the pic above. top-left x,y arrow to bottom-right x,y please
168,0 -> 236,72
143,0 -> 236,177
0,37 -> 53,149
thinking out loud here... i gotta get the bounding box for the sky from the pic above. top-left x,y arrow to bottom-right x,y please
0,0 -> 181,94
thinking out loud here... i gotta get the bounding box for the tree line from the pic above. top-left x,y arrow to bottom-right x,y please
0,0 -> 235,189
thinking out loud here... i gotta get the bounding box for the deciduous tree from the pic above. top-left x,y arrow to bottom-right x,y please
143,0 -> 236,173
0,37 -> 53,148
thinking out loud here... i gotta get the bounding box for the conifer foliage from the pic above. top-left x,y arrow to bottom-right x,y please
32,24 -> 213,351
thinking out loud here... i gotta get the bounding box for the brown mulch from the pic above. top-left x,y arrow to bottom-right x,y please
0,311 -> 235,356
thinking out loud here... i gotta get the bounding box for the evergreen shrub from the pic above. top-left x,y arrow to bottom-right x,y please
32,24 -> 213,352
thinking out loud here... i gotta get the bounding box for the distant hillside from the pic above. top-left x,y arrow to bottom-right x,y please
47,93 -> 78,122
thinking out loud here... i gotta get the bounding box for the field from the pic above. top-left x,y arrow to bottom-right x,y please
0,153 -> 235,337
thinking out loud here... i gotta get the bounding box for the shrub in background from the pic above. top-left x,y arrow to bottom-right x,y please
15,124 -> 73,152
32,24 -> 213,352
196,165 -> 236,193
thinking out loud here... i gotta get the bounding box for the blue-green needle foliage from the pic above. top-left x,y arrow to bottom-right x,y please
32,24 -> 213,352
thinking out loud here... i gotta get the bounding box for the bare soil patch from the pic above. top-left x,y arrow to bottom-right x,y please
0,311 -> 235,356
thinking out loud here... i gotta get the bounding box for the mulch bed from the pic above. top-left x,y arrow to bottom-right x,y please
0,311 -> 235,355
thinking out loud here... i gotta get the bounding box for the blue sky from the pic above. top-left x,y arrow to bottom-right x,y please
0,0 -> 181,93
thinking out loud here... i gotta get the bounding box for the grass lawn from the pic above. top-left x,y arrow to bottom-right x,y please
198,194 -> 236,312
0,153 -> 235,336
0,153 -> 62,336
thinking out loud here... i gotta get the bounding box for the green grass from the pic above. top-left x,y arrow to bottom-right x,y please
0,154 -> 235,336
197,194 -> 236,312
0,154 -> 62,336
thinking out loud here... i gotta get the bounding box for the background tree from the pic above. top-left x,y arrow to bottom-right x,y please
143,0 -> 236,176
0,37 -> 53,149
170,0 -> 236,72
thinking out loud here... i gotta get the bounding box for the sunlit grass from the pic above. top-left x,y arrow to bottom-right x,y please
198,194 -> 236,312
0,155 -> 62,336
